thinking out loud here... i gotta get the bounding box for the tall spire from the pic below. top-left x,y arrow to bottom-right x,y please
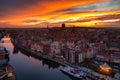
47,24 -> 49,29
62,23 -> 65,30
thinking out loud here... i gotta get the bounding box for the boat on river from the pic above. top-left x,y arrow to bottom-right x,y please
0,64 -> 16,80
0,46 -> 9,66
61,66 -> 88,80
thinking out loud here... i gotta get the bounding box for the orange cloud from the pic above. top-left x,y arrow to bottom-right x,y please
0,0 -> 120,28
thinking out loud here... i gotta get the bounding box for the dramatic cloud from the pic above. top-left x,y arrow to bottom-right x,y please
51,14 -> 120,24
0,0 -> 120,28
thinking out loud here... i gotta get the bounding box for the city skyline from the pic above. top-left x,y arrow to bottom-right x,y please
0,0 -> 120,28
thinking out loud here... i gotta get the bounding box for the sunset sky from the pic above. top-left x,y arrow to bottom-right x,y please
0,0 -> 120,28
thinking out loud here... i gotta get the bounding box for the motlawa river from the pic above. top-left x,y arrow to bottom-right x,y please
1,37 -> 77,80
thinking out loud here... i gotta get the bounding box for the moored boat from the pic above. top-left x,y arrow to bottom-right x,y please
0,64 -> 16,80
0,46 -> 9,66
0,46 -> 9,56
61,66 -> 88,80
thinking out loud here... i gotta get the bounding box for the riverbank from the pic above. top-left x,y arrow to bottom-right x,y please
1,37 -> 72,80
11,39 -> 71,67
11,38 -> 113,80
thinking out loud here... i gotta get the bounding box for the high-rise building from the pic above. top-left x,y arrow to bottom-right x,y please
77,51 -> 85,63
69,49 -> 75,63
63,48 -> 86,64
63,48 -> 70,61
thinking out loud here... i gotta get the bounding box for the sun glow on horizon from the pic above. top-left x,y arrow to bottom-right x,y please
0,0 -> 120,28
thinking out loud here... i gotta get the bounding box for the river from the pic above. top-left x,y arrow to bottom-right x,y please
1,37 -> 75,80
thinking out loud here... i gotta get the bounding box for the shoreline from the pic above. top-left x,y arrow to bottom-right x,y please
11,39 -> 109,80
11,39 -> 71,67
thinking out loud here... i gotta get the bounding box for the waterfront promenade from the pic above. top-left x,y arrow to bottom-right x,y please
11,38 -> 117,80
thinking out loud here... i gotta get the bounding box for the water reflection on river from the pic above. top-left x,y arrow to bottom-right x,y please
1,37 -> 75,80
